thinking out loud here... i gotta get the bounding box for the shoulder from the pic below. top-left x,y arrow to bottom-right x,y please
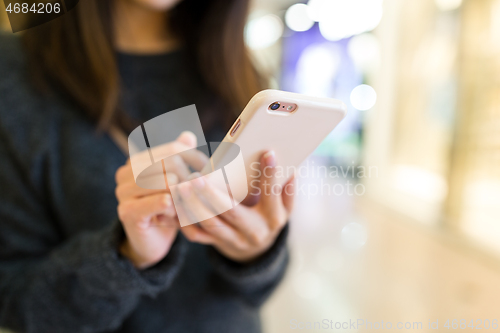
0,32 -> 22,54
0,32 -> 25,74
0,33 -> 54,165
0,32 -> 40,116
0,32 -> 30,103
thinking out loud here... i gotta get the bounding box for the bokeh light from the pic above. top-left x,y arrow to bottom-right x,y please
316,246 -> 344,271
285,3 -> 315,32
292,271 -> 322,299
350,84 -> 377,110
295,43 -> 341,97
311,0 -> 384,41
392,165 -> 448,203
341,222 -> 368,249
245,14 -> 283,50
306,0 -> 326,22
348,33 -> 381,74
435,0 -> 463,11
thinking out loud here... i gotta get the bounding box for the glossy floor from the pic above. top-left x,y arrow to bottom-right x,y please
262,180 -> 500,333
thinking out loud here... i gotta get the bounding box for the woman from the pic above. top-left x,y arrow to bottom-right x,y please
0,0 -> 295,332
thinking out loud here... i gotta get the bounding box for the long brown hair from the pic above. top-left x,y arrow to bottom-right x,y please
22,0 -> 264,131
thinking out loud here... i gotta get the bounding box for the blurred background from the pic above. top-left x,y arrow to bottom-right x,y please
2,0 -> 500,331
242,0 -> 500,332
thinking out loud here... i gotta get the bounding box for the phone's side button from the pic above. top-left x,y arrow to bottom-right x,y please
230,118 -> 241,137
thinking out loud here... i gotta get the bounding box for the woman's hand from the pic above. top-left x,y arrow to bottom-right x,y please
179,151 -> 295,263
115,132 -> 200,269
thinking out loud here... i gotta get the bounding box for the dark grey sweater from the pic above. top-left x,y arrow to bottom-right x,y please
0,33 -> 288,333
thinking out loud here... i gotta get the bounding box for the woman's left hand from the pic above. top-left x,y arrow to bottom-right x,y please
179,151 -> 295,263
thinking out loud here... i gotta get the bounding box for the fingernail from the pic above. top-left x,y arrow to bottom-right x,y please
264,151 -> 276,167
179,183 -> 192,198
167,173 -> 178,185
191,175 -> 205,190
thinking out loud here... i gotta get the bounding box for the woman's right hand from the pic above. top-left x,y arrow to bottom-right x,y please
114,132 -> 201,269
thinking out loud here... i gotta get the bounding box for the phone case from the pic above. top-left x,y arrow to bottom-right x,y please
208,89 -> 347,192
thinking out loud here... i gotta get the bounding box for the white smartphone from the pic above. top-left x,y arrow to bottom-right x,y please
203,89 -> 347,195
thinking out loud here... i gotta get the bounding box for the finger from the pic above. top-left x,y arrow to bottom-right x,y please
115,164 -> 134,184
123,138 -> 205,186
116,182 -> 169,202
162,149 -> 209,179
258,151 -> 282,212
178,182 -> 244,244
199,216 -> 247,247
176,148 -> 210,172
150,215 -> 179,228
148,140 -> 193,160
166,172 -> 179,186
175,132 -> 210,171
163,155 -> 191,181
190,174 -> 269,244
119,193 -> 176,227
116,172 -> 179,202
176,131 -> 197,148
241,193 -> 260,207
189,174 -> 234,216
131,194 -> 176,219
177,181 -> 220,224
180,224 -> 216,245
282,175 -> 296,214
167,173 -> 183,209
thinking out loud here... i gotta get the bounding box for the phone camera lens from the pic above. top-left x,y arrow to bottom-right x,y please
270,102 -> 280,110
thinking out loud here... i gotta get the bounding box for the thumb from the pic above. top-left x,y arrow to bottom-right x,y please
258,151 -> 281,212
176,131 -> 197,149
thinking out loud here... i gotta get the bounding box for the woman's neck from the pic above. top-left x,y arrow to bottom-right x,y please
113,1 -> 180,54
